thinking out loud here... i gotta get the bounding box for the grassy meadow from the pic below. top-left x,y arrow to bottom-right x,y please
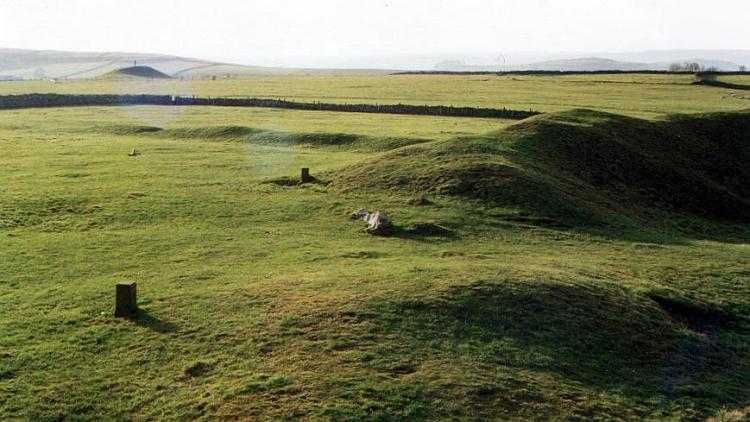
1,73 -> 749,117
1,73 -> 750,421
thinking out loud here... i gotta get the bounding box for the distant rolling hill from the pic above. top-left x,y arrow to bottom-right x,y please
520,57 -> 743,72
3,47 -> 746,79
0,47 -> 393,80
99,66 -> 172,79
435,57 -> 657,72
515,58 -> 658,71
434,57 -> 744,72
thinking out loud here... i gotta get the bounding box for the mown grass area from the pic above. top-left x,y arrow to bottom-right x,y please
1,73 -> 749,118
2,98 -> 750,421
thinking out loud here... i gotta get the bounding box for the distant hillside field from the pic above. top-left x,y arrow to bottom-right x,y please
3,47 -> 748,80
0,48 -> 393,80
1,73 -> 749,118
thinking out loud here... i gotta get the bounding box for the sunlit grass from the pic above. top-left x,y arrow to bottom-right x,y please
1,75 -> 750,420
1,73 -> 749,118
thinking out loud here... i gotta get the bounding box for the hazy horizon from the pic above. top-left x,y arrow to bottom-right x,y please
2,0 -> 749,69
4,46 -> 750,71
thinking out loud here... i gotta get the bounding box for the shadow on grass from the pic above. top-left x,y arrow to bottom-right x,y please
128,309 -> 179,333
571,216 -> 750,246
475,203 -> 750,246
362,280 -> 750,419
388,223 -> 459,241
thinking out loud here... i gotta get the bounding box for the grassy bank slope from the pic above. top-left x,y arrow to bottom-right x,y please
334,109 -> 750,235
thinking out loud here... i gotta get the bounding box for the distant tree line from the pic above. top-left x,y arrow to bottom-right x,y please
0,94 -> 541,120
667,62 -> 730,73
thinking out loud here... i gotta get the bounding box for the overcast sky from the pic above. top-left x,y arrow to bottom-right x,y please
1,0 -> 749,67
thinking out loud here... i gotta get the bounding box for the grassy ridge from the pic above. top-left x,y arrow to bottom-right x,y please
94,123 -> 431,152
333,109 -> 750,232
0,105 -> 509,140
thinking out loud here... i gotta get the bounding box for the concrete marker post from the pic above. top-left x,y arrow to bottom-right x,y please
301,168 -> 314,183
115,281 -> 138,317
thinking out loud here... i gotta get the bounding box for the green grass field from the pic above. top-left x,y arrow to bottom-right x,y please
1,73 -> 749,118
2,74 -> 750,421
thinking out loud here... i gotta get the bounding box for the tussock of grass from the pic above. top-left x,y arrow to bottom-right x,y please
709,405 -> 750,422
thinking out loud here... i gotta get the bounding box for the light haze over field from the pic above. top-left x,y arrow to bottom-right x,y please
1,0 -> 749,68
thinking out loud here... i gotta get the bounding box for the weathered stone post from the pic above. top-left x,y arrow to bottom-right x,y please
300,168 -> 314,183
115,281 -> 138,317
